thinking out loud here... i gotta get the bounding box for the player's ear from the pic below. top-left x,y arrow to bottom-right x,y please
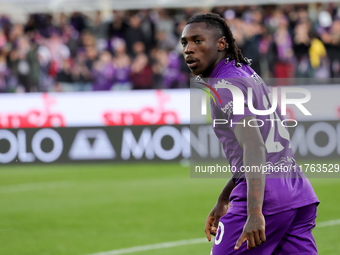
218,36 -> 228,51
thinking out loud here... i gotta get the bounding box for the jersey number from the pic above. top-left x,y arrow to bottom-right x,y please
263,94 -> 291,153
214,222 -> 224,245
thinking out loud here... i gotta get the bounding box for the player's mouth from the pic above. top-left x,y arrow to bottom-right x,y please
186,58 -> 198,69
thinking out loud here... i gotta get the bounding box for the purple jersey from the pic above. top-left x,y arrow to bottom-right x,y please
209,59 -> 319,216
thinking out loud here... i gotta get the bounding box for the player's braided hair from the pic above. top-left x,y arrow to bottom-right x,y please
187,13 -> 249,66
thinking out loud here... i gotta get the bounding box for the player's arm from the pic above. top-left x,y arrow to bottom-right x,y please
234,116 -> 266,250
205,176 -> 235,241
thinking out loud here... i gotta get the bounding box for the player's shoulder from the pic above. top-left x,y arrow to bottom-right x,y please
218,62 -> 246,78
214,67 -> 249,92
220,64 -> 266,89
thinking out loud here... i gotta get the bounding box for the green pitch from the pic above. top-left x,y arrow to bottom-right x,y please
0,160 -> 339,255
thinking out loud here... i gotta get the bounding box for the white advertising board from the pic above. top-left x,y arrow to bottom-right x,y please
0,89 -> 190,128
0,85 -> 339,129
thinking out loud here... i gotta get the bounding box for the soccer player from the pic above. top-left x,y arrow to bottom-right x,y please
181,13 -> 319,254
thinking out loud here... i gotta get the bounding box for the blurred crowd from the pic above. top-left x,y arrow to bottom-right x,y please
0,3 -> 340,93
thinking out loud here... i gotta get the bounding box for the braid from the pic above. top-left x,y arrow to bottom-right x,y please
224,23 -> 247,65
187,13 -> 248,66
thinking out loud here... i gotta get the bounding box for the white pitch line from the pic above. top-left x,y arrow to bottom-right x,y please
86,238 -> 207,255
87,218 -> 340,255
317,218 -> 340,228
0,181 -> 72,193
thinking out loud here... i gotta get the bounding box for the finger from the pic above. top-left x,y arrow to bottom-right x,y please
205,217 -> 214,242
254,231 -> 262,246
205,224 -> 212,242
234,233 -> 247,250
247,233 -> 256,249
260,228 -> 266,243
205,228 -> 211,242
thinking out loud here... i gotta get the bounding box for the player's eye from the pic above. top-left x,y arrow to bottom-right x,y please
195,39 -> 202,44
181,41 -> 187,46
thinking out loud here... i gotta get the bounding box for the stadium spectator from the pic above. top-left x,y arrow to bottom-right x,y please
45,29 -> 71,76
321,19 -> 340,78
130,52 -> 153,90
71,49 -> 92,91
155,9 -> 175,40
92,50 -> 115,91
70,12 -> 87,34
55,58 -> 73,92
8,35 -> 39,92
241,13 -> 263,76
139,9 -> 157,53
309,31 -> 328,78
123,14 -> 146,56
90,11 -> 108,53
293,21 -> 313,78
258,28 -> 275,78
272,11 -> 295,79
108,11 -> 127,40
130,41 -> 153,89
112,38 -> 132,90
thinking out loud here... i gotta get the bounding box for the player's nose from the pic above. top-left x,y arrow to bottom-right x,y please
184,41 -> 195,54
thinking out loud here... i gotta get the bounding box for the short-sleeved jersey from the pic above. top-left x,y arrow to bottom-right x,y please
209,59 -> 319,216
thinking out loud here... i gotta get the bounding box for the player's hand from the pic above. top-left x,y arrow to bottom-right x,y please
204,201 -> 229,242
234,212 -> 266,250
